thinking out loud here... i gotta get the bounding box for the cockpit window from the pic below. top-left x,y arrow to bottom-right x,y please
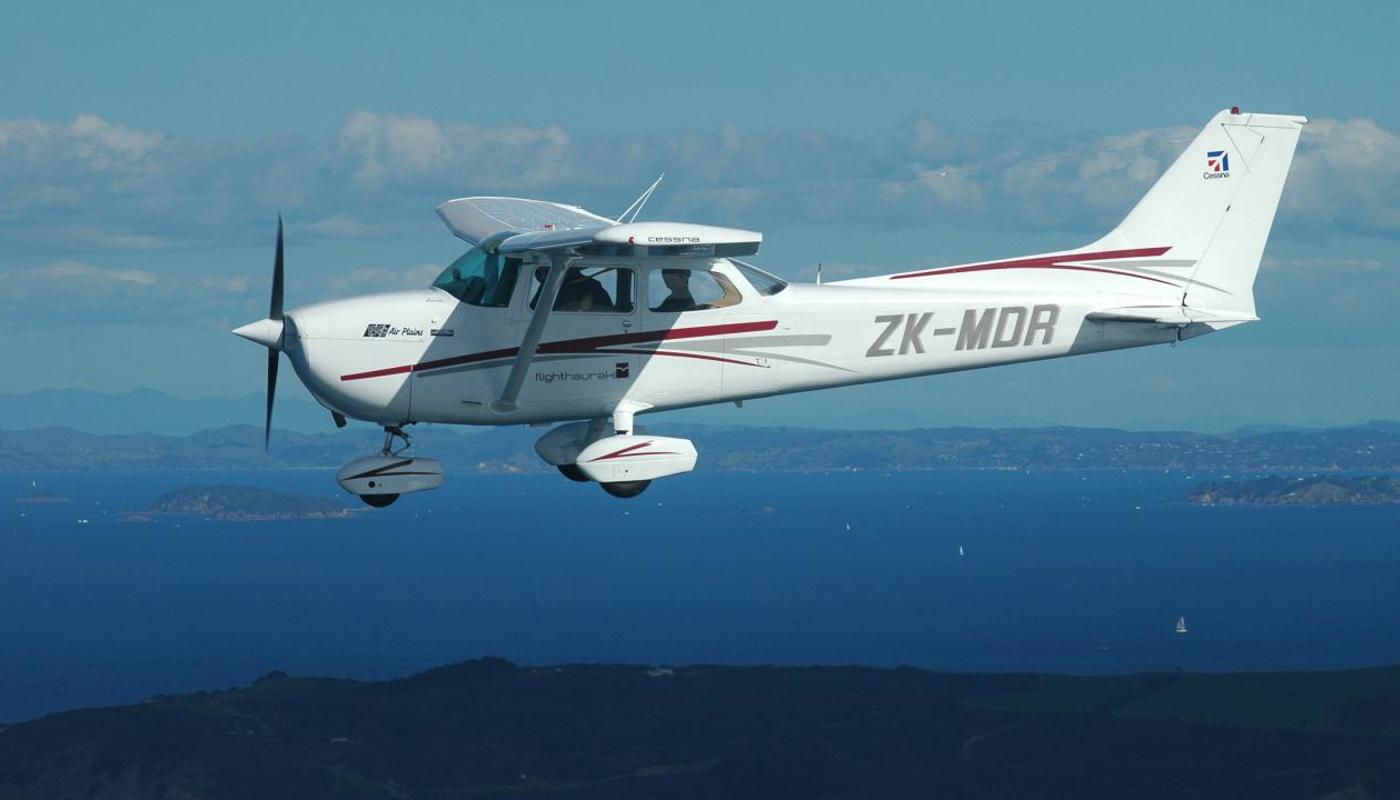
730,260 -> 788,296
431,247 -> 522,307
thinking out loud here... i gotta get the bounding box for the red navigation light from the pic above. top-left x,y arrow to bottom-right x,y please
1230,106 -> 1240,115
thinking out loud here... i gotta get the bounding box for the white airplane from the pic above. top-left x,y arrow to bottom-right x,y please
234,108 -> 1306,506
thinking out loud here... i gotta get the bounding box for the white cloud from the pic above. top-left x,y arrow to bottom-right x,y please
1276,117 -> 1400,237
202,275 -> 250,292
1263,255 -> 1389,274
31,260 -> 158,284
0,111 -> 1395,259
304,214 -> 375,237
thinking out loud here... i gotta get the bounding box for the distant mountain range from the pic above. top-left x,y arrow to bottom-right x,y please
3,421 -> 1399,474
0,388 -> 337,436
0,389 -> 1378,438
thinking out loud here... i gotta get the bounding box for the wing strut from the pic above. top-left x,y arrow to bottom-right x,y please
492,251 -> 571,413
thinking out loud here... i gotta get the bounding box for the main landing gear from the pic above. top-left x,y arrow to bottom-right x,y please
535,410 -> 697,499
556,459 -> 649,496
557,464 -> 591,483
599,480 -> 652,499
335,426 -> 444,508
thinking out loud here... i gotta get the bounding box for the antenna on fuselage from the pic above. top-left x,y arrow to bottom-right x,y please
617,173 -> 665,223
816,263 -> 823,285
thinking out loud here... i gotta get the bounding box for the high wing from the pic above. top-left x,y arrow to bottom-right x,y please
437,196 -> 763,256
436,196 -> 617,250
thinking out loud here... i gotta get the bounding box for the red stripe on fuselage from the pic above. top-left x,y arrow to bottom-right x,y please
889,246 -> 1174,283
340,320 -> 779,381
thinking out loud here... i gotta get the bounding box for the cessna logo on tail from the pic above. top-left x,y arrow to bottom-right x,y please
868,305 -> 1059,356
1204,150 -> 1230,179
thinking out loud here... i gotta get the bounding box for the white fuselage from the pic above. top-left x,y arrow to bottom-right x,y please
281,255 -> 1183,428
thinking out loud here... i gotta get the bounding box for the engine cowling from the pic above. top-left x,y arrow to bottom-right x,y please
575,435 -> 697,484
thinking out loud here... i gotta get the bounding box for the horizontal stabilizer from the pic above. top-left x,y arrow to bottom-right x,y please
1086,306 -> 1258,326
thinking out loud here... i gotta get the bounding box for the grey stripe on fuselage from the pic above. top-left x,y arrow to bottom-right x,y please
653,334 -> 853,372
416,334 -> 845,379
1076,258 -> 1227,292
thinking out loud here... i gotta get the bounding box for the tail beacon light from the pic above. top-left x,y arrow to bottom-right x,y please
575,435 -> 698,484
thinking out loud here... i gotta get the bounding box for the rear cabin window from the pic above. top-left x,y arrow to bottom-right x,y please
647,268 -> 742,313
529,266 -> 635,313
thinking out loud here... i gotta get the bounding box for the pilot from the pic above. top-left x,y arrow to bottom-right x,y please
654,268 -> 699,312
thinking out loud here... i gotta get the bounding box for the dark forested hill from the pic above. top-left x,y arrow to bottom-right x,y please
2,659 -> 1399,799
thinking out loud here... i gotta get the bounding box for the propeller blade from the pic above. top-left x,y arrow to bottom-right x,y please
265,215 -> 283,451
270,215 -> 284,321
265,347 -> 279,451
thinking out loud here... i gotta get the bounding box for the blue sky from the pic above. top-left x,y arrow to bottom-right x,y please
1,1 -> 1397,431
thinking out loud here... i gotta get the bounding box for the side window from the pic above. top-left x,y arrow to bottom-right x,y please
529,266 -> 635,313
432,249 -> 522,307
648,268 -> 742,313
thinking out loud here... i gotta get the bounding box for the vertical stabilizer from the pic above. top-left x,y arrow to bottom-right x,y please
1090,109 -> 1306,316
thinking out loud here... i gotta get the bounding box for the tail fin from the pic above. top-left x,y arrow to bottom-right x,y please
1090,108 -> 1307,317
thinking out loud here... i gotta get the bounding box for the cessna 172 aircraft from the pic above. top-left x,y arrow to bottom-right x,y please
233,108 -> 1306,505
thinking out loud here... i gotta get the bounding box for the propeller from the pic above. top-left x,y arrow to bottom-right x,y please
231,216 -> 287,451
266,217 -> 283,450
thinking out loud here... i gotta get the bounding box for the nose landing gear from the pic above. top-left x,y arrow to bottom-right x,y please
336,426 -> 444,508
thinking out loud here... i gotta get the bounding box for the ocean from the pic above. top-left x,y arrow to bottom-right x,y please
2,468 -> 1398,722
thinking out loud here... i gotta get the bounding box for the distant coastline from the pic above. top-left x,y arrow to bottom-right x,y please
4,421 -> 1399,475
1191,475 -> 1400,506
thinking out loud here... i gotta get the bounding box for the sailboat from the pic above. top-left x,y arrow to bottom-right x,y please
1175,616 -> 1188,634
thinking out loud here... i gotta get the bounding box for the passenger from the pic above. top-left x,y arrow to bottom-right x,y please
534,267 -> 613,311
654,268 -> 699,312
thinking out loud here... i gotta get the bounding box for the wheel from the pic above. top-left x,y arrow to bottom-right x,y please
557,464 -> 591,483
360,493 -> 399,508
600,480 -> 651,499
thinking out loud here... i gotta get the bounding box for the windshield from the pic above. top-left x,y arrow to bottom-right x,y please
730,260 -> 789,296
431,247 -> 522,307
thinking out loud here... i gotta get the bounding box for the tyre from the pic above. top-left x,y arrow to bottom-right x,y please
557,464 -> 591,483
600,480 -> 650,499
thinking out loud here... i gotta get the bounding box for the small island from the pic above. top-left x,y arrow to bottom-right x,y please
1190,475 -> 1400,506
135,485 -> 355,521
15,489 -> 71,504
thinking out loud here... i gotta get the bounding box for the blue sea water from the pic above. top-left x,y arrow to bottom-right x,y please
2,468 -> 1399,722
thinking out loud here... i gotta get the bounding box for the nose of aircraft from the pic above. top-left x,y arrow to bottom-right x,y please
231,317 -> 285,350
